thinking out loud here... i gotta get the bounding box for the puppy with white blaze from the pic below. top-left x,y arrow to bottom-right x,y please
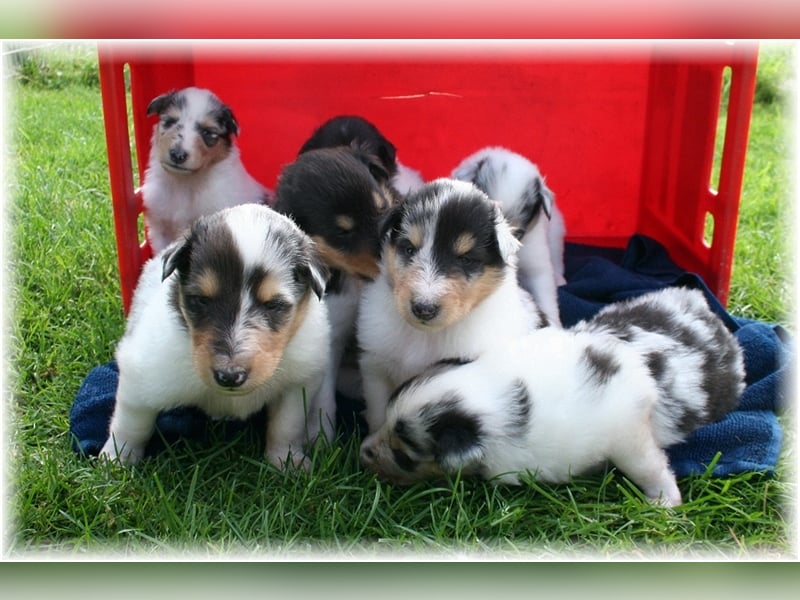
357,178 -> 547,434
142,87 -> 272,254
452,146 -> 566,327
100,204 -> 330,469
360,287 -> 744,507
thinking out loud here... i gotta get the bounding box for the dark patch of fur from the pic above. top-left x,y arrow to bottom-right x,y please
506,378 -> 532,434
582,345 -> 621,386
298,115 -> 398,180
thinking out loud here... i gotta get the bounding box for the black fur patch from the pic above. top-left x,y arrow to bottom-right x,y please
420,394 -> 483,464
431,192 -> 506,277
582,346 -> 621,386
506,378 -> 532,433
298,115 -> 398,179
387,357 -> 475,407
394,419 -> 424,454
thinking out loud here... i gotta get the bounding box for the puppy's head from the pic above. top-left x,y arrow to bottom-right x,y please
274,147 -> 400,280
379,178 -> 520,330
161,204 -> 327,394
298,115 -> 398,181
452,147 -> 555,240
360,358 -> 486,485
147,87 -> 239,175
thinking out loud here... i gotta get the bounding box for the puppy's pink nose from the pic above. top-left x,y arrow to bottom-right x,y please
360,444 -> 376,466
213,368 -> 248,388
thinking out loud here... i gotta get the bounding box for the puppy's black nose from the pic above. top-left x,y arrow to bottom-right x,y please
411,301 -> 440,322
213,368 -> 248,388
169,147 -> 188,165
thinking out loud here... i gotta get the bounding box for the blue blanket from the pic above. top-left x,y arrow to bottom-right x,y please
70,235 -> 790,478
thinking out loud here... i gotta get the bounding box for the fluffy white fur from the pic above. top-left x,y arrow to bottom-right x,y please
142,87 -> 271,254
452,146 -> 566,327
100,204 -> 330,469
357,179 -> 545,434
361,287 -> 745,507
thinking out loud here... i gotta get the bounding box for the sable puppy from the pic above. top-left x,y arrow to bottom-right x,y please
361,288 -> 744,507
100,204 -> 329,468
298,114 -> 424,194
141,86 -> 271,254
452,146 -> 566,327
358,178 -> 547,433
274,145 -> 403,439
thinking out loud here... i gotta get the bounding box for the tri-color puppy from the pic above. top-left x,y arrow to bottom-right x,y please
452,146 -> 566,327
360,287 -> 744,507
357,178 -> 547,434
274,145 -> 403,439
298,114 -> 424,195
141,86 -> 272,254
100,204 -> 329,469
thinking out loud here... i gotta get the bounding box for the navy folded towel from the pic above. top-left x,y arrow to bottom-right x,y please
70,235 -> 790,478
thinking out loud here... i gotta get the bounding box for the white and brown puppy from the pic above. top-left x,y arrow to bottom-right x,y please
452,146 -> 566,327
142,87 -> 272,254
100,204 -> 329,469
358,178 -> 547,434
360,288 -> 744,507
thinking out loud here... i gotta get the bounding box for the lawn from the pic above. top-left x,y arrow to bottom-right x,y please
4,41 -> 795,559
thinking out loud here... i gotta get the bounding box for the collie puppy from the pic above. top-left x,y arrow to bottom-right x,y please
274,145 -> 403,439
100,204 -> 329,468
357,178 -> 547,434
452,146 -> 566,326
360,288 -> 744,506
141,87 -> 272,254
298,114 -> 424,195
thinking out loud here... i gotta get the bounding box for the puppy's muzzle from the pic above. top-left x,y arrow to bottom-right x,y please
169,146 -> 189,165
213,367 -> 248,389
410,300 -> 440,323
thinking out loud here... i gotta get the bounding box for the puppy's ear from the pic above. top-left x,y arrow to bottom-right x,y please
350,141 -> 391,183
379,202 -> 406,247
452,155 -> 486,188
295,245 -> 329,300
428,404 -> 485,474
161,236 -> 193,281
493,205 -> 522,264
217,105 -> 240,137
146,90 -> 177,116
525,176 -> 555,221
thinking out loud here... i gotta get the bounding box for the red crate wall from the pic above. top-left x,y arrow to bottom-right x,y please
98,42 -> 757,314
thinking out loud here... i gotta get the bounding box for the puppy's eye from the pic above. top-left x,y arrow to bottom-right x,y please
183,294 -> 212,311
391,447 -> 417,472
396,239 -> 417,258
201,129 -> 220,147
261,297 -> 291,313
161,117 -> 177,129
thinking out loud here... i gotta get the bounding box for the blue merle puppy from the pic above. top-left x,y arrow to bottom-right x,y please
360,287 -> 744,506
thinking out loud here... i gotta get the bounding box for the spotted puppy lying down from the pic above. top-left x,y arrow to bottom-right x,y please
100,203 -> 329,469
360,287 -> 744,506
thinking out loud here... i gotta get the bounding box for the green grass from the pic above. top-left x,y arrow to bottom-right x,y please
5,42 -> 795,559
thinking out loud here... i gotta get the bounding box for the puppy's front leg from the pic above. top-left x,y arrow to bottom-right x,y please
265,386 -> 312,470
361,367 -> 394,434
99,399 -> 159,465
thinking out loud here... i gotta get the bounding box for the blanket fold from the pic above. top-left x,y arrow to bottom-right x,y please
70,235 -> 790,478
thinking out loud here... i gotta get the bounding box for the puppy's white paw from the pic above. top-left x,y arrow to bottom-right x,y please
99,438 -> 144,465
266,446 -> 310,471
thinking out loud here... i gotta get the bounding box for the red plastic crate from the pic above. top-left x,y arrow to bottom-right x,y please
98,41 -> 758,315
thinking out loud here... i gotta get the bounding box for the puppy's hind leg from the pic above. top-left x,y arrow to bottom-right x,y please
610,425 -> 683,508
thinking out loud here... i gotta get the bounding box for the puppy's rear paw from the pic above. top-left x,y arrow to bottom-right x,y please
267,446 -> 310,471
